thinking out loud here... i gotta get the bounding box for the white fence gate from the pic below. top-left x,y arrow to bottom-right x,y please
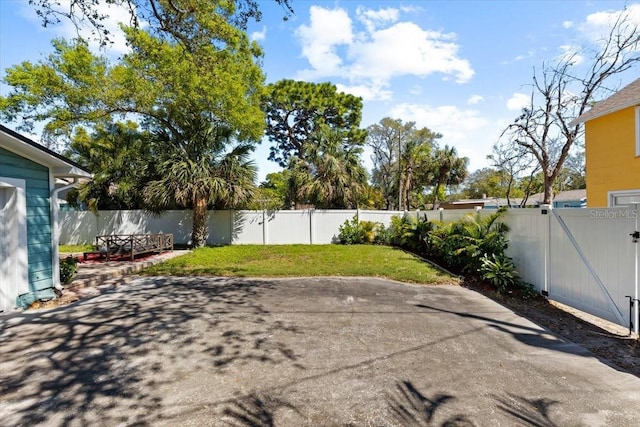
506,207 -> 639,333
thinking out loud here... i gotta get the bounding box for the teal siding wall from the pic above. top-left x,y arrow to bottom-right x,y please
0,146 -> 53,291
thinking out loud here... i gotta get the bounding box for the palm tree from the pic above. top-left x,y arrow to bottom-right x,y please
295,125 -> 367,209
67,121 -> 156,210
144,118 -> 257,247
430,145 -> 468,209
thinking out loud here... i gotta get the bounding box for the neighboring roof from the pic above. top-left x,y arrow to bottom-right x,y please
448,197 -> 524,207
554,188 -> 587,202
451,189 -> 587,207
571,78 -> 640,125
0,124 -> 92,178
528,189 -> 587,203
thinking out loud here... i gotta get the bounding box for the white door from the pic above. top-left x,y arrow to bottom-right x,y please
0,178 -> 28,313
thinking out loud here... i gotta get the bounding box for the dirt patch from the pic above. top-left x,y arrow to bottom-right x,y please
465,280 -> 640,378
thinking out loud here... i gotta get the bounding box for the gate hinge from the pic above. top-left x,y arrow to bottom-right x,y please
631,231 -> 640,243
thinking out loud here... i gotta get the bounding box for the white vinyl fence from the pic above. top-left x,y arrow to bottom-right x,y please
506,207 -> 639,333
59,209 -> 421,246
59,206 -> 640,332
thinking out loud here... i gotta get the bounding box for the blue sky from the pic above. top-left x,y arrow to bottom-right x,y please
1,0 -> 639,182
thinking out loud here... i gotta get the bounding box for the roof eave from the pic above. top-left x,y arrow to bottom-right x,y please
0,124 -> 92,177
570,99 -> 640,126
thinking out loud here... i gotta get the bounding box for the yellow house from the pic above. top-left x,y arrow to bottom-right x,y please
572,78 -> 640,208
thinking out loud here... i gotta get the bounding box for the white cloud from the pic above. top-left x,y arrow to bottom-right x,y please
356,6 -> 399,32
251,26 -> 267,42
350,22 -> 474,83
506,93 -> 530,111
295,5 -> 474,98
577,4 -> 640,44
557,44 -> 584,66
335,82 -> 392,101
389,103 -> 491,170
295,6 -> 353,76
562,20 -> 574,29
467,95 -> 484,105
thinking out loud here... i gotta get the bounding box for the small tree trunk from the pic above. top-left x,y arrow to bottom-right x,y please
192,196 -> 208,248
543,175 -> 554,205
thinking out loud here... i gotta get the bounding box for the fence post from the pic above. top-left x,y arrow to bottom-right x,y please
309,209 -> 315,244
262,209 -> 267,245
540,204 -> 552,297
439,207 -> 444,222
633,203 -> 639,335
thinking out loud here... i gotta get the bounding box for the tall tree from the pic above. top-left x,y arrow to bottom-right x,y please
462,168 -> 517,200
28,0 -> 294,45
488,139 -> 540,207
430,145 -> 468,208
503,8 -> 639,204
262,79 -> 367,167
367,117 -> 441,210
1,5 -> 266,247
291,125 -> 367,209
66,121 -> 157,210
144,118 -> 257,246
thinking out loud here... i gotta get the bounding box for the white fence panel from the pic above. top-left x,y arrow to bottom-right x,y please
208,210 -> 233,245
232,211 -> 266,244
59,211 -> 98,245
263,210 -> 312,245
312,210 -> 356,244
505,209 -> 547,292
145,211 -> 192,244
548,209 -> 635,326
358,210 -> 403,225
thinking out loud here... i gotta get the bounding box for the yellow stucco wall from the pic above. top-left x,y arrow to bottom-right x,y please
585,106 -> 640,207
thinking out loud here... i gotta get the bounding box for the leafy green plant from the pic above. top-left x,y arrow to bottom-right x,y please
338,216 -> 365,244
337,216 -> 388,245
60,256 -> 79,284
426,209 -> 510,274
388,214 -> 435,253
360,220 -> 378,243
374,223 -> 392,245
479,253 -> 520,294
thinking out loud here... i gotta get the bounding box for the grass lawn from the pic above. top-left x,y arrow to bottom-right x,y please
59,244 -> 94,253
142,244 -> 456,285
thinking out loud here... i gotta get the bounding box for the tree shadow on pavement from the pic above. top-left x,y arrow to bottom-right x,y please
0,277 -> 303,426
492,393 -> 559,427
387,380 -> 474,427
415,304 -> 592,358
220,392 -> 302,427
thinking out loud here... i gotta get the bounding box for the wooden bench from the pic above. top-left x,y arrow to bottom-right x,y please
84,234 -> 174,261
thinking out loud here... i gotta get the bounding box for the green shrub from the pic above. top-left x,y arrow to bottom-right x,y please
337,216 -> 366,244
388,214 -> 435,253
60,256 -> 79,284
337,216 -> 388,245
360,220 -> 378,244
374,223 -> 392,245
479,253 -> 520,294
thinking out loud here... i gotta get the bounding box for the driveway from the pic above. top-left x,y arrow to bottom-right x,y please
1,276 -> 639,426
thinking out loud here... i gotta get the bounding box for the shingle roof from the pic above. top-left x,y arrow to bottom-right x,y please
571,78 -> 640,125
